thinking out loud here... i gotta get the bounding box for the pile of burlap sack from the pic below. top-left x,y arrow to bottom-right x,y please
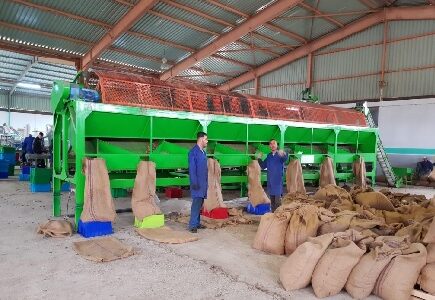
253,184 -> 435,299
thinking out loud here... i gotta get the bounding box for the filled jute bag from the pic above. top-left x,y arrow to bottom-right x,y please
203,158 -> 226,212
280,233 -> 334,291
247,160 -> 270,207
284,205 -> 320,255
80,158 -> 116,222
419,263 -> 435,295
252,212 -> 291,255
311,230 -> 373,298
286,159 -> 306,194
318,210 -> 359,235
354,192 -> 395,211
131,161 -> 161,220
353,156 -> 367,188
319,156 -> 336,187
373,243 -> 427,300
345,235 -> 410,299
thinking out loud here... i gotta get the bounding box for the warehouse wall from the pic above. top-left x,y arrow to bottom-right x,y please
0,110 -> 52,134
233,20 -> 435,103
333,98 -> 435,169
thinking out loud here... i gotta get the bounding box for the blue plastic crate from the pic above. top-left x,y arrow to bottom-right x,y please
0,171 -> 8,179
19,174 -> 30,181
30,183 -> 52,192
21,166 -> 31,174
246,203 -> 271,215
61,182 -> 70,192
77,220 -> 113,238
0,160 -> 8,173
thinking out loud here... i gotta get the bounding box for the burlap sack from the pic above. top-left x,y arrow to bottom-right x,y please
428,169 -> 435,182
319,156 -> 336,187
427,243 -> 435,263
395,222 -> 424,243
284,205 -> 320,255
311,232 -> 368,298
286,159 -> 306,194
280,233 -> 334,291
374,243 -> 427,300
81,158 -> 116,222
383,210 -> 410,224
37,220 -> 73,237
353,156 -> 367,188
314,184 -> 353,210
131,161 -> 161,220
318,210 -> 358,235
252,212 -> 291,255
247,160 -> 271,206
346,236 -> 410,299
350,211 -> 385,231
355,192 -> 395,211
423,216 -> 435,244
204,158 -> 226,211
73,237 -> 134,262
419,263 -> 435,295
136,226 -> 199,244
398,205 -> 435,223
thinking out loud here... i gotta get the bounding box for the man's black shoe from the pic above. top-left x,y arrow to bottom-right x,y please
189,228 -> 197,233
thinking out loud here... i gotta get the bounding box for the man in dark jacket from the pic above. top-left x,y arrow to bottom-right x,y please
257,139 -> 288,212
188,132 -> 208,233
32,132 -> 46,168
416,156 -> 434,179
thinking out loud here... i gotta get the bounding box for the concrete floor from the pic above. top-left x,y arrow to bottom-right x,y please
1,178 -> 433,300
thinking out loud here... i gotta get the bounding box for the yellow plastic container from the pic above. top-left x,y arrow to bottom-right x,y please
134,214 -> 165,229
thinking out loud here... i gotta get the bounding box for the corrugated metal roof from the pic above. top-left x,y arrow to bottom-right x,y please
260,57 -> 307,87
193,56 -> 245,75
10,92 -> 51,112
100,49 -> 162,72
233,80 -> 255,94
132,13 -> 212,49
29,0 -> 130,25
313,74 -> 380,103
0,1 -> 107,43
255,25 -> 301,46
177,69 -> 227,85
216,48 -> 275,66
175,0 -> 241,24
389,20 -> 435,39
385,68 -> 435,98
314,45 -> 382,80
388,35 -> 435,70
0,92 -> 7,108
114,33 -> 189,62
217,0 -> 278,16
261,83 -> 305,100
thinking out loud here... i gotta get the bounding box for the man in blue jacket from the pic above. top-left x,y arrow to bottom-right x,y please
188,132 -> 208,233
21,134 -> 34,164
257,139 -> 288,212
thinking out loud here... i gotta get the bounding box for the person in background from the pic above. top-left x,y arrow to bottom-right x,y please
32,132 -> 46,168
188,132 -> 208,233
257,139 -> 288,212
21,134 -> 34,165
416,156 -> 434,179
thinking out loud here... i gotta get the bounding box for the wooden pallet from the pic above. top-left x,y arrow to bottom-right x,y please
412,289 -> 435,300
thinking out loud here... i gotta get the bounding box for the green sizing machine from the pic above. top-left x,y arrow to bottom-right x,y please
51,71 -> 378,224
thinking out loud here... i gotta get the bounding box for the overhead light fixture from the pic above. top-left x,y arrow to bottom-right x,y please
17,82 -> 41,90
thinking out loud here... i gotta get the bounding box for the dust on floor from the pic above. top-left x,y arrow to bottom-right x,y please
4,179 -> 431,299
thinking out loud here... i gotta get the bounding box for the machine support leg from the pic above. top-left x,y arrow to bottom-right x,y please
53,178 -> 61,217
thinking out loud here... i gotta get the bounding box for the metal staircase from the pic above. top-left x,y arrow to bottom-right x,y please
356,103 -> 398,187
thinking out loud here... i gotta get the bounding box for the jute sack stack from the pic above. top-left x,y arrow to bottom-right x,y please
286,159 -> 306,194
314,184 -> 353,211
203,158 -> 226,212
354,192 -> 395,211
319,156 -> 336,187
423,213 -> 435,244
81,158 -> 116,222
247,160 -> 271,206
373,243 -> 427,300
311,230 -> 373,298
252,212 -> 291,255
395,222 -> 425,243
280,233 -> 334,291
284,205 -> 320,255
131,161 -> 161,220
353,156 -> 367,188
345,235 -> 410,299
318,210 -> 359,235
419,244 -> 435,295
37,219 -> 73,237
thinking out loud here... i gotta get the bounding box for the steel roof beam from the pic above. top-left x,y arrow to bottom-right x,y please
160,0 -> 304,81
299,2 -> 344,28
81,0 -> 158,70
219,6 -> 435,90
358,0 -> 379,9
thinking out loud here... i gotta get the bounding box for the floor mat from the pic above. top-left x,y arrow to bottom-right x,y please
136,226 -> 199,244
73,237 -> 134,262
